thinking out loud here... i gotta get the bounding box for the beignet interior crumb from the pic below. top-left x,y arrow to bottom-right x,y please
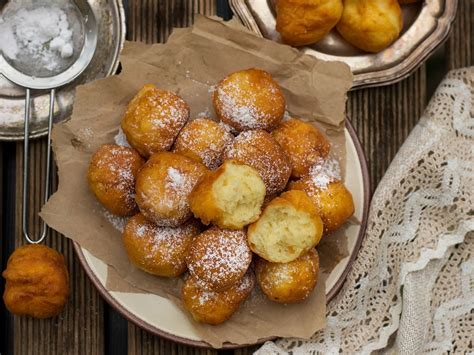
249,204 -> 317,263
212,163 -> 265,228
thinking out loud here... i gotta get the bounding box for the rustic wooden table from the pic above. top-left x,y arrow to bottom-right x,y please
0,0 -> 472,354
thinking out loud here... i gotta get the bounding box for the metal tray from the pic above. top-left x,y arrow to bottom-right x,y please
0,0 -> 125,141
230,0 -> 457,89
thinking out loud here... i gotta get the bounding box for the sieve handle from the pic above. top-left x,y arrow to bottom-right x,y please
22,88 -> 55,244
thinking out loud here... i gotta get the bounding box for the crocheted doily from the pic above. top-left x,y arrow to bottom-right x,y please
257,68 -> 474,354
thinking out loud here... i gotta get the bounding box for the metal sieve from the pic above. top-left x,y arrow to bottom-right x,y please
0,0 -> 98,244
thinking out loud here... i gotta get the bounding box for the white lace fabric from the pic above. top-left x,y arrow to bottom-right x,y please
257,68 -> 474,354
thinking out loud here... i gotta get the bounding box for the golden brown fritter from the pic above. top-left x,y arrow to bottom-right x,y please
87,144 -> 144,216
135,152 -> 208,227
336,0 -> 403,53
3,244 -> 69,318
255,249 -> 319,303
123,214 -> 201,277
276,0 -> 343,46
213,68 -> 285,132
121,84 -> 190,157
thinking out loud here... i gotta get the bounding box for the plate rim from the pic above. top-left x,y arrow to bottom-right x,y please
73,118 -> 371,349
229,0 -> 458,89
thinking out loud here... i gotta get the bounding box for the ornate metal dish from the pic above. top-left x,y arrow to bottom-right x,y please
0,0 -> 125,141
229,0 -> 457,89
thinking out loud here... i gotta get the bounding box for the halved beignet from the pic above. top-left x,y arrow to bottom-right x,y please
189,160 -> 266,229
247,190 -> 323,263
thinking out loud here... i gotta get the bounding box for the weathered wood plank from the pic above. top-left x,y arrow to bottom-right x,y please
347,68 -> 427,192
12,139 -> 104,355
446,0 -> 473,69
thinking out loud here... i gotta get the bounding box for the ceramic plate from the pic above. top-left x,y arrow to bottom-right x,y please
229,0 -> 457,89
74,119 -> 370,348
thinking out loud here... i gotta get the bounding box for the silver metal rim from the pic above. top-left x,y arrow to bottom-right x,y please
0,0 -> 126,141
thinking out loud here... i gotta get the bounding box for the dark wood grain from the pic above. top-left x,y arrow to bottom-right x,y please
12,139 -> 104,355
446,0 -> 473,69
3,0 -> 472,354
347,68 -> 427,192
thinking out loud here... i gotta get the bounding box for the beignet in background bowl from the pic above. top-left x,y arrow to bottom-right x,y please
336,0 -> 403,53
276,0 -> 343,46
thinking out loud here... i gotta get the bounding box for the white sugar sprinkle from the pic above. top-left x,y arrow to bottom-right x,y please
0,5 -> 74,72
102,209 -> 127,233
114,128 -> 131,147
308,157 -> 341,189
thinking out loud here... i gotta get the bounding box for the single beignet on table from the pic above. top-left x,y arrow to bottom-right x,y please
272,118 -> 330,178
3,245 -> 69,318
213,68 -> 285,132
182,272 -> 254,325
255,249 -> 319,303
135,152 -> 209,227
123,214 -> 201,277
248,190 -> 323,263
87,144 -> 144,216
223,130 -> 292,196
173,118 -> 234,170
276,0 -> 343,46
121,84 -> 190,158
336,0 -> 403,53
189,160 -> 266,230
186,227 -> 252,291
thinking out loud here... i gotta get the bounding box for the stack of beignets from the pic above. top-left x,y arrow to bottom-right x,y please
275,0 -> 408,53
86,67 -> 355,325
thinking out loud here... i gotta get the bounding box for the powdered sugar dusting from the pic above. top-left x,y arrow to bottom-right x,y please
0,5 -> 75,73
114,128 -> 131,147
173,119 -> 234,169
186,271 -> 254,307
102,209 -> 127,232
91,145 -> 143,212
223,130 -> 291,195
188,228 -> 252,290
166,167 -> 186,190
196,108 -> 212,119
215,73 -> 284,130
308,156 -> 341,189
127,216 -> 199,268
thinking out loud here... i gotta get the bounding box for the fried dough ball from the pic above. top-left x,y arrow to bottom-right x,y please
255,249 -> 319,303
172,118 -> 234,170
135,152 -> 208,227
121,84 -> 190,157
123,214 -> 201,277
276,0 -> 343,46
189,160 -> 266,229
213,68 -> 285,132
87,144 -> 144,216
248,190 -> 323,263
336,0 -> 403,53
272,118 -> 330,178
187,227 -> 252,291
289,178 -> 354,234
182,272 -> 254,325
3,245 -> 69,318
223,130 -> 292,196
